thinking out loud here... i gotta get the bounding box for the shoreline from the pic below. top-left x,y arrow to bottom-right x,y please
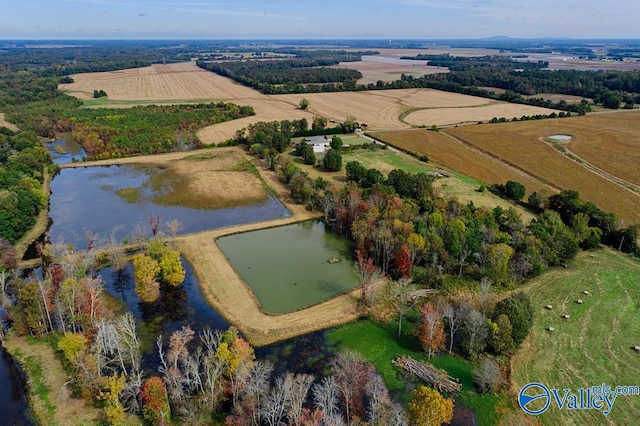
175,158 -> 364,347
32,146 -> 365,347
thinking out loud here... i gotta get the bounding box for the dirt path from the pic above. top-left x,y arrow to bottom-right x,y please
543,137 -> 640,196
0,112 -> 19,131
16,169 -> 50,267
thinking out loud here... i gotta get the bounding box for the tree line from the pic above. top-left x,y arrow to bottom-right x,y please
0,130 -> 51,243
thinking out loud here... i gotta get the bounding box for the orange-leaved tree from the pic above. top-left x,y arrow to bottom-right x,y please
418,302 -> 446,358
140,376 -> 170,425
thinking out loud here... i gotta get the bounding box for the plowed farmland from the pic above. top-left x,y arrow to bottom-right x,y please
371,129 -> 549,195
61,62 -> 563,144
60,61 -> 261,101
404,103 -> 560,127
563,111 -> 640,187
446,117 -> 640,222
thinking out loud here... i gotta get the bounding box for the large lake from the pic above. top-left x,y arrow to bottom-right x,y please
48,165 -> 290,248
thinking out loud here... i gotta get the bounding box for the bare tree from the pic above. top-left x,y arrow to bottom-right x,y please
331,351 -> 374,422
474,356 -> 504,393
116,312 -> 141,375
313,376 -> 340,422
284,373 -> 315,425
463,309 -> 488,358
240,361 -> 273,426
165,219 -> 184,248
366,373 -> 408,426
108,231 -> 126,271
441,303 -> 462,355
261,375 -> 287,426
36,279 -> 53,332
366,373 -> 389,426
147,213 -> 162,237
389,278 -> 416,339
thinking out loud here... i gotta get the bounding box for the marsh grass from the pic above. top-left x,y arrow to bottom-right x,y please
116,187 -> 142,203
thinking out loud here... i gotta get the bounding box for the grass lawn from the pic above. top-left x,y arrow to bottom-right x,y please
511,249 -> 640,425
326,320 -> 511,425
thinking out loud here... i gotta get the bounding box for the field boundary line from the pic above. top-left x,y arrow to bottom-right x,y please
440,130 -> 559,190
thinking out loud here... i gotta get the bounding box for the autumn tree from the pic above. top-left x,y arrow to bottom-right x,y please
57,332 -> 88,364
147,239 -> 185,287
484,243 -> 514,287
140,376 -> 171,425
354,251 -> 382,306
331,350 -> 374,422
132,254 -> 160,303
312,115 -> 327,130
408,386 -> 453,426
100,373 -> 126,426
418,303 -> 446,358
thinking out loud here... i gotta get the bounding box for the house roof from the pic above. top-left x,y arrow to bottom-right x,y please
305,135 -> 330,145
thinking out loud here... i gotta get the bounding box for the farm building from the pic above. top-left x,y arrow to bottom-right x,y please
306,136 -> 331,153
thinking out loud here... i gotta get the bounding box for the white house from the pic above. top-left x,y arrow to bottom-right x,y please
306,135 -> 331,153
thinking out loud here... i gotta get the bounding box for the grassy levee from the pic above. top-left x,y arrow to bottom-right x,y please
15,168 -> 51,266
511,249 -> 640,425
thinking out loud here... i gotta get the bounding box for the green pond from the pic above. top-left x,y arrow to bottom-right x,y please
217,221 -> 359,314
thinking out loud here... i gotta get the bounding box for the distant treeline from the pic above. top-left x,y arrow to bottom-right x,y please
401,54 -> 550,70
199,50 -> 640,111
196,59 -> 363,94
0,43 -> 195,75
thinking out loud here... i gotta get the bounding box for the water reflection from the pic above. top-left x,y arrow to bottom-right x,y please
49,165 -> 291,248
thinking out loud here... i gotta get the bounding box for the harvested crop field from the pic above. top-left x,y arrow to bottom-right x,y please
197,98 -> 314,144
447,118 -> 640,222
562,111 -> 640,188
277,89 -> 499,130
334,55 -> 446,84
60,61 -> 260,101
346,47 -> 502,57
60,61 -> 572,144
370,129 -> 549,195
404,102 -> 560,127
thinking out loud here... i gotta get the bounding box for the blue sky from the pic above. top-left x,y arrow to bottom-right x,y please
0,0 -> 638,39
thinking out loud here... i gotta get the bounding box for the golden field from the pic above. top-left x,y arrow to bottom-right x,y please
446,114 -> 640,222
371,129 -> 550,196
60,61 -> 559,143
